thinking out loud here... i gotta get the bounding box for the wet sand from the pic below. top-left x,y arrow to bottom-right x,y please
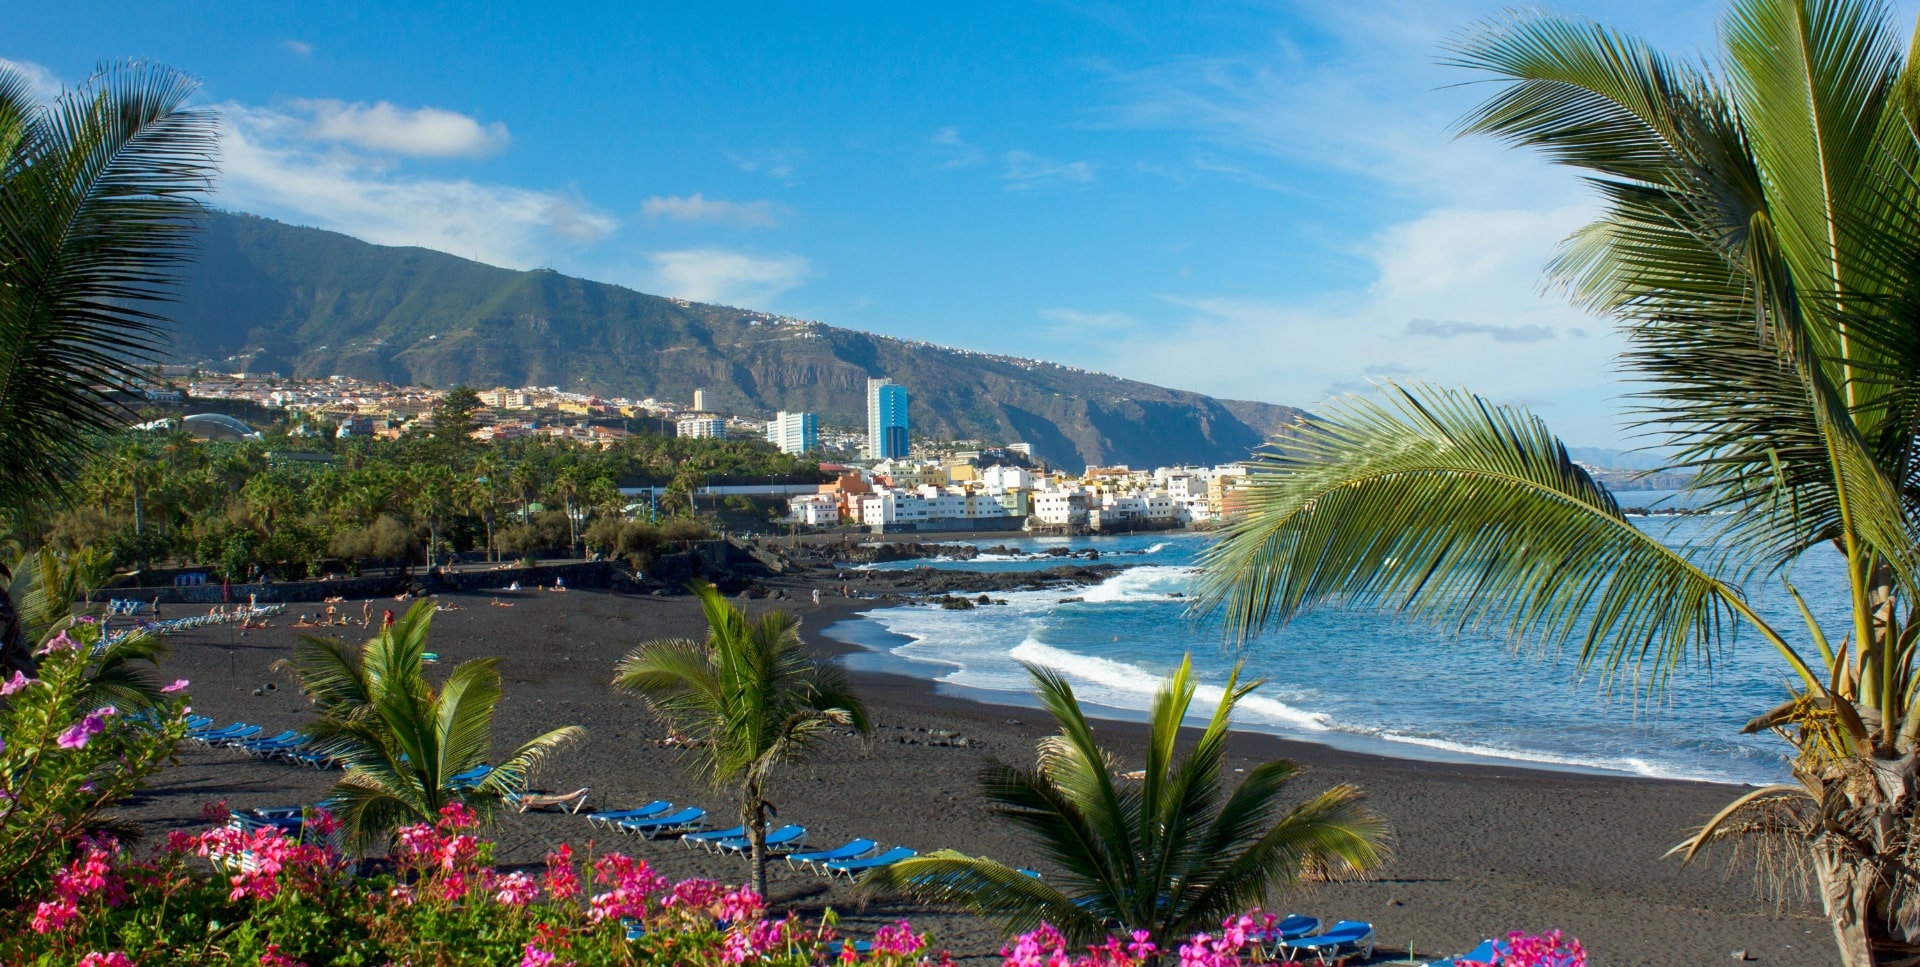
118,583 -> 1833,965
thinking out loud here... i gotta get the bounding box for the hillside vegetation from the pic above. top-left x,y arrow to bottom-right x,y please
169,212 -> 1305,468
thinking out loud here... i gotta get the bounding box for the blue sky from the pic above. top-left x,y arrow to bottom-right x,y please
14,0 -> 1911,446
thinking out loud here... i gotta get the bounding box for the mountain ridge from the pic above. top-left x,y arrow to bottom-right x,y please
162,211 -> 1307,469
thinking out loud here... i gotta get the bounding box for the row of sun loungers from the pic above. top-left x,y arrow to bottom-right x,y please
1255,917 -> 1376,965
100,604 -> 287,648
186,717 -> 342,769
578,800 -> 920,881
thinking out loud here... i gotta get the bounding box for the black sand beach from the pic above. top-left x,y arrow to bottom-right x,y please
118,580 -> 1834,965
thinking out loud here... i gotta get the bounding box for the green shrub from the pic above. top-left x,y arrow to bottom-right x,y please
0,619 -> 190,908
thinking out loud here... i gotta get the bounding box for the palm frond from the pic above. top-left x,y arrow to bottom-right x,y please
862,852 -> 1105,943
480,725 -> 587,797
0,61 -> 216,511
1196,384 -> 1819,692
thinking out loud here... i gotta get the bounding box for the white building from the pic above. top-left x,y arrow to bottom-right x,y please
1033,491 -> 1089,526
766,411 -> 818,455
676,416 -> 727,439
981,465 -> 1036,491
786,493 -> 839,527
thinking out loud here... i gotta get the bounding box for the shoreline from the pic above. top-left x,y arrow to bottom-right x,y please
812,607 -> 1753,785
120,580 -> 1832,965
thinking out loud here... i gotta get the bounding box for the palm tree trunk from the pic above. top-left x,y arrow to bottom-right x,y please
0,583 -> 34,678
1816,843 -> 1877,967
747,781 -> 769,900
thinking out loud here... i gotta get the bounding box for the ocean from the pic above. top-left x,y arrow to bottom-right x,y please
824,493 -> 1843,785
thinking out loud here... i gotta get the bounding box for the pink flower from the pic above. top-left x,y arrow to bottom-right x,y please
77,953 -> 132,967
543,844 -> 579,901
873,920 -> 926,956
520,945 -> 555,967
37,631 -> 77,655
306,808 -> 340,836
57,707 -> 119,750
494,871 -> 539,907
258,944 -> 305,967
161,679 -> 190,694
438,801 -> 479,830
0,670 -> 33,694
31,898 -> 79,933
717,885 -> 764,922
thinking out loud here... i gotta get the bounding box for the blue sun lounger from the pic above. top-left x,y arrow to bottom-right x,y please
1424,939 -> 1499,966
823,846 -> 916,880
213,724 -> 262,744
447,765 -> 492,789
682,824 -> 747,850
586,801 -> 673,828
189,723 -> 251,743
1277,920 -> 1374,965
713,825 -> 807,856
785,838 -> 877,872
236,730 -> 304,752
1260,914 -> 1322,954
619,807 -> 705,839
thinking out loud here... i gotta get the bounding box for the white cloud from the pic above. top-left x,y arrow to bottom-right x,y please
215,102 -> 614,269
643,249 -> 811,306
1042,308 -> 1137,329
1004,150 -> 1095,190
0,57 -> 63,103
641,193 -> 788,228
932,127 -> 985,168
284,40 -> 314,57
1058,201 -> 1633,443
725,147 -> 803,182
291,99 -> 509,158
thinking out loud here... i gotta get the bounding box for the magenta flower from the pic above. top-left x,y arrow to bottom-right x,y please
76,952 -> 131,967
36,631 -> 76,655
0,670 -> 33,695
493,870 -> 539,907
161,679 -> 190,694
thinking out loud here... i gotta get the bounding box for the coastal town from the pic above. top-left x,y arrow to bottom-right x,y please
166,369 -> 1260,534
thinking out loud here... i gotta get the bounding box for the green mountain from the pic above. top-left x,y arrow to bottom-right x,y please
165,211 -> 1306,469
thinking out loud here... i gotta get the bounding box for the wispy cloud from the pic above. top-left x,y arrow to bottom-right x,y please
725,147 -> 804,182
289,99 -> 510,158
1004,150 -> 1095,190
1042,308 -> 1136,329
643,249 -> 812,306
0,57 -> 63,102
642,193 -> 789,228
1405,318 -> 1556,343
932,127 -> 985,168
216,102 -> 613,268
1051,199 -> 1620,436
283,40 -> 314,57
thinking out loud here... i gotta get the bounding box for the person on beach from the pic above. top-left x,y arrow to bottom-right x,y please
152,597 -> 161,618
812,588 -> 821,606
382,609 -> 395,629
360,601 -> 372,628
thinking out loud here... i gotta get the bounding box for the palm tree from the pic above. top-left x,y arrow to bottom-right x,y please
0,61 -> 216,675
7,546 -> 165,709
611,580 -> 870,898
1200,4 -> 1920,962
277,601 -> 585,848
863,658 -> 1388,950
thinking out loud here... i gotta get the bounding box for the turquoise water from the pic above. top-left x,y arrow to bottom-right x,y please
826,503 -> 1846,784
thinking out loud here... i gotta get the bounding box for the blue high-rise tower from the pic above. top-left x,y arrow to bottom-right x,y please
866,378 -> 909,460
